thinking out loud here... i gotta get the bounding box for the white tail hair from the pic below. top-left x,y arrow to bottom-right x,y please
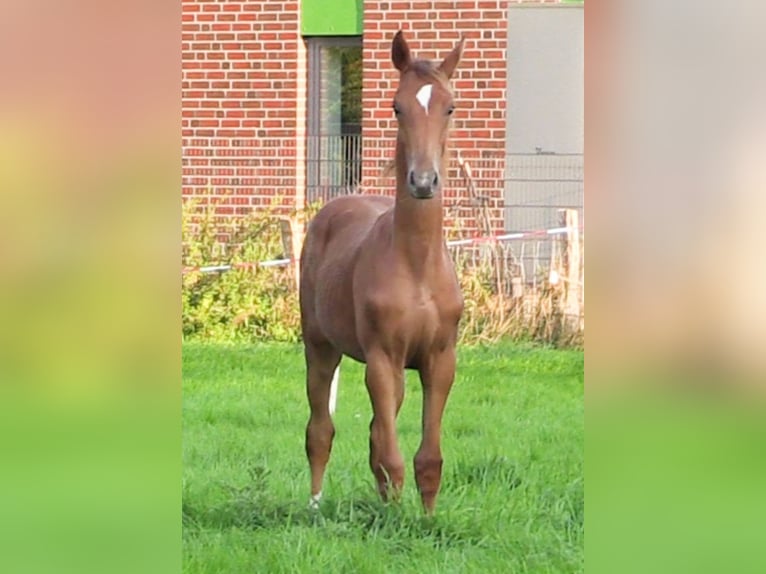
328,366 -> 339,415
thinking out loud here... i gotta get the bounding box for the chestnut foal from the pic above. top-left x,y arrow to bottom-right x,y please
299,30 -> 464,514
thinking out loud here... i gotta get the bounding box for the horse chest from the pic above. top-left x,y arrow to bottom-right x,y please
361,282 -> 460,353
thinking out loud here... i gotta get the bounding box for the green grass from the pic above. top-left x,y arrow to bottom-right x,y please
182,341 -> 583,573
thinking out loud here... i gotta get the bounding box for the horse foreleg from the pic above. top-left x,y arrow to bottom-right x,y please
414,348 -> 457,514
304,343 -> 342,508
364,349 -> 405,502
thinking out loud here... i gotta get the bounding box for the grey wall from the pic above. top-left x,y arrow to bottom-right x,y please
506,5 -> 583,154
505,5 -> 584,233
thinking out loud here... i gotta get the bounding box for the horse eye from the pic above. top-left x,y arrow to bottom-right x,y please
392,102 -> 402,115
447,105 -> 455,116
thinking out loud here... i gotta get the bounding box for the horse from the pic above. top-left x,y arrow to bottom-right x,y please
299,30 -> 465,514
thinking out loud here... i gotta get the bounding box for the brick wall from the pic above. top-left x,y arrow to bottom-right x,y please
360,1 -> 509,234
181,0 -> 306,217
182,0 -> 566,237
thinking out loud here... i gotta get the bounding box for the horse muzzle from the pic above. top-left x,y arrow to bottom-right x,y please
408,169 -> 439,199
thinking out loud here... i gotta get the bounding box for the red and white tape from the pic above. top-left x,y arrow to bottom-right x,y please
182,226 -> 576,274
445,226 -> 570,247
182,258 -> 292,274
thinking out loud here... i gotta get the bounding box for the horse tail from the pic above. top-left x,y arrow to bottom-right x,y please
329,366 -> 340,415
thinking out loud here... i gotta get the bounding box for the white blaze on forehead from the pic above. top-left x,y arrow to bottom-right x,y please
415,84 -> 433,114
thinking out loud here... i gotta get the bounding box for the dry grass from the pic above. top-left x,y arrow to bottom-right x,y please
456,250 -> 583,349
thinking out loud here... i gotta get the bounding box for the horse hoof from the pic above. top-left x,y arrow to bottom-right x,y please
308,492 -> 322,510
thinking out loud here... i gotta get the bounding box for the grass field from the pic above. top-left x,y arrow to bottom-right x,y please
182,341 -> 583,573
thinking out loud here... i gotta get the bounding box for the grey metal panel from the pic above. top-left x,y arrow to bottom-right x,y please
504,153 -> 583,231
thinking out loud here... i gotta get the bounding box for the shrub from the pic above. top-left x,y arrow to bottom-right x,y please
182,195 -> 302,343
181,197 -> 582,348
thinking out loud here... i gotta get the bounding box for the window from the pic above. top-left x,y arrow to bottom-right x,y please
306,37 -> 363,203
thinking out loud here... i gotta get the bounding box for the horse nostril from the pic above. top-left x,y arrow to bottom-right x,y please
408,171 -> 416,187
432,172 -> 439,187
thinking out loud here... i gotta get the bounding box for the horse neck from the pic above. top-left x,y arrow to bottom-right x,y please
392,140 -> 446,270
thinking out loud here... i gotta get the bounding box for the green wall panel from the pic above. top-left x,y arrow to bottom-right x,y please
302,0 -> 362,36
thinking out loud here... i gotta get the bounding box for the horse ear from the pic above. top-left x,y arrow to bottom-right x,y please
391,30 -> 411,72
439,36 -> 465,79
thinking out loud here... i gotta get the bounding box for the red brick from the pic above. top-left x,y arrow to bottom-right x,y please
182,0 -> 511,235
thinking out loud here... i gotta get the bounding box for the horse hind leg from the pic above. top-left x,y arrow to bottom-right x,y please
304,341 -> 342,508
